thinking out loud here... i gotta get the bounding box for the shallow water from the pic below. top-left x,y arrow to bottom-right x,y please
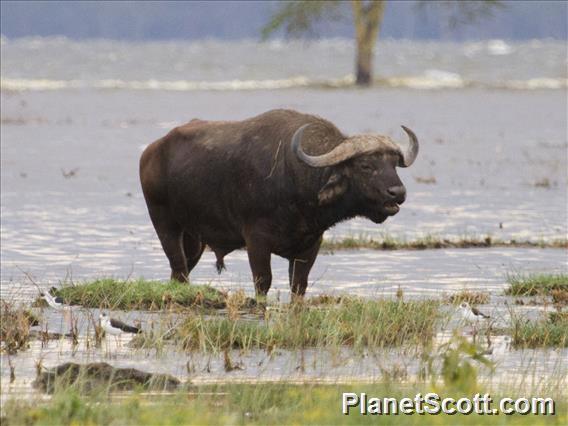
2,248 -> 566,304
1,39 -> 567,403
1,88 -> 566,291
1,311 -> 566,406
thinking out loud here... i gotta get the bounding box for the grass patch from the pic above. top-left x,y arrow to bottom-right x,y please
166,298 -> 441,352
52,279 -> 227,310
321,234 -> 568,251
551,289 -> 568,306
549,311 -> 568,324
512,315 -> 568,348
446,290 -> 490,305
505,273 -> 568,296
3,383 -> 565,425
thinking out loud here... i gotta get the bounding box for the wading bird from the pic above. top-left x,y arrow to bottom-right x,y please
458,302 -> 490,323
40,291 -> 66,310
99,313 -> 141,336
458,301 -> 491,342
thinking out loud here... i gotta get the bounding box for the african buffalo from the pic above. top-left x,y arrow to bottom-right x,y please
140,109 -> 418,297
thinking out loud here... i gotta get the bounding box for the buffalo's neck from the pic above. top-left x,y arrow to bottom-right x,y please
283,160 -> 361,232
287,179 -> 359,234
309,199 -> 359,233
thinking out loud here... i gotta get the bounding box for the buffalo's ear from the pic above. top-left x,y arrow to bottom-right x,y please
318,172 -> 348,206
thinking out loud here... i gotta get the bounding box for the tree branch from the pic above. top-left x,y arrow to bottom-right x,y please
261,1 -> 346,40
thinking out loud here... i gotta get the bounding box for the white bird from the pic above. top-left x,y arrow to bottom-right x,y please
458,302 -> 490,323
486,335 -> 511,356
99,313 -> 141,336
40,291 -> 67,310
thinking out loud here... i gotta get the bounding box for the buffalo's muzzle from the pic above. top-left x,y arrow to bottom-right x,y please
383,202 -> 400,215
386,185 -> 406,204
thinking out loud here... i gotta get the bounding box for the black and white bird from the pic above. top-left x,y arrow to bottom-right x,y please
99,313 -> 141,335
458,302 -> 490,323
40,291 -> 66,310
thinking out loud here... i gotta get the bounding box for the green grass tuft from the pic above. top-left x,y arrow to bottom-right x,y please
505,273 -> 568,296
512,315 -> 568,348
3,383 -> 565,425
170,298 -> 441,352
53,279 -> 227,310
320,235 -> 568,251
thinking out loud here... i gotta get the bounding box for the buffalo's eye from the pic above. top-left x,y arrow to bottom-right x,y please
360,164 -> 373,173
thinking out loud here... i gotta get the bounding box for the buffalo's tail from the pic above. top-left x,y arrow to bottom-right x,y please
215,258 -> 226,274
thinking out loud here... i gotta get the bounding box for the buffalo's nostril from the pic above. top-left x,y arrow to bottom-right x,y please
387,185 -> 406,201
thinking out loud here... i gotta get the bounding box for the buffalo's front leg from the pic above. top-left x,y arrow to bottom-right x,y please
288,237 -> 322,298
244,231 -> 272,298
147,204 -> 188,282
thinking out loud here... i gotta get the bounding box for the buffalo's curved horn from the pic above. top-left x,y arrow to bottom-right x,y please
292,124 -> 419,168
291,124 -> 385,168
397,125 -> 419,167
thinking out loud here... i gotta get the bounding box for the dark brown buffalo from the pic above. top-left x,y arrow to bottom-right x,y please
140,109 -> 418,297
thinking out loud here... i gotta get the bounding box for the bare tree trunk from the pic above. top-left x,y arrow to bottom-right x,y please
352,0 -> 385,86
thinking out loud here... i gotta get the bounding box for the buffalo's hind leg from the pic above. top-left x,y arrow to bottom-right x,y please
288,237 -> 322,299
147,204 -> 188,282
183,232 -> 205,272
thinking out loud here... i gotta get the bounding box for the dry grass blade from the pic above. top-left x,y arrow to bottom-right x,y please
1,300 -> 38,354
447,290 -> 490,305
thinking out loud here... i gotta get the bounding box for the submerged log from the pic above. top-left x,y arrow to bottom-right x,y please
34,362 -> 180,393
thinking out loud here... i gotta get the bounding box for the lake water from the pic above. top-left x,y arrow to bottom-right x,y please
1,38 -> 567,403
1,310 -> 566,405
1,37 -> 567,296
2,37 -> 567,90
1,87 -> 566,291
